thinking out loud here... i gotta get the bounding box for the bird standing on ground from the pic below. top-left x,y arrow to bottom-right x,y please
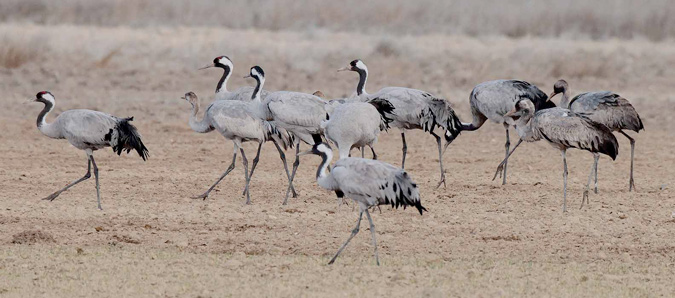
298,137 -> 426,265
338,59 -> 462,187
462,80 -> 557,185
183,67 -> 293,204
494,99 -> 618,212
31,91 -> 149,210
548,79 -> 643,192
258,69 -> 328,205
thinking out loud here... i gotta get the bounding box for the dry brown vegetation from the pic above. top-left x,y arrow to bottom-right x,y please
1,2 -> 675,296
2,0 -> 675,41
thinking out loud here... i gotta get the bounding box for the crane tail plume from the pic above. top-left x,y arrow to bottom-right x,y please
367,97 -> 396,131
421,97 -> 462,143
110,117 -> 149,161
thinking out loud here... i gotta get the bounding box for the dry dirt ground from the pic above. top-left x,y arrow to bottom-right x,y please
1,25 -> 675,297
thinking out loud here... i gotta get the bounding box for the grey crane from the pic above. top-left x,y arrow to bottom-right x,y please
31,91 -> 149,210
338,59 -> 462,187
182,67 -> 293,204
199,56 -> 269,101
322,98 -> 394,160
255,68 -> 328,205
298,137 -> 426,265
493,99 -> 618,212
462,80 -> 557,185
549,79 -> 643,192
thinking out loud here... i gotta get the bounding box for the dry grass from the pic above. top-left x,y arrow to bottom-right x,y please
1,0 -> 675,41
0,35 -> 41,68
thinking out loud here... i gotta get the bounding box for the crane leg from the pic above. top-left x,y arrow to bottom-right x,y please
431,131 -> 446,188
561,149 -> 568,213
493,139 -> 523,181
240,147 -> 251,205
42,159 -> 91,202
369,145 -> 377,160
361,147 -> 365,158
582,153 -> 598,209
328,209 -> 363,265
273,140 -> 297,198
400,132 -> 407,169
283,144 -> 301,205
192,146 -> 237,200
593,154 -> 599,194
620,130 -> 636,191
90,155 -> 102,210
241,143 -> 263,196
502,124 -> 510,185
364,209 -> 380,266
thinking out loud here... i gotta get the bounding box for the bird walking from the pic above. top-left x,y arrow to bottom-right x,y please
494,99 -> 618,212
298,137 -> 426,265
258,70 -> 328,205
338,59 -> 462,187
31,91 -> 149,210
199,56 -> 269,101
182,66 -> 293,204
462,80 -> 557,185
548,79 -> 643,192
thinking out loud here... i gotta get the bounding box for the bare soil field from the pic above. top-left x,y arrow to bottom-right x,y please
1,24 -> 675,297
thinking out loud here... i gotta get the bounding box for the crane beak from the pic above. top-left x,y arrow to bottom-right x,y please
243,74 -> 251,78
297,150 -> 312,156
337,66 -> 350,72
504,107 -> 518,117
198,63 -> 215,70
547,92 -> 558,102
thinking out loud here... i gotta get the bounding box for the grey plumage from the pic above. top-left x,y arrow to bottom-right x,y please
32,91 -> 149,210
550,79 -> 643,191
244,67 -> 328,205
183,67 -> 295,204
338,59 -> 462,188
495,99 -> 618,212
298,141 -> 425,265
322,98 -> 394,160
462,79 -> 556,185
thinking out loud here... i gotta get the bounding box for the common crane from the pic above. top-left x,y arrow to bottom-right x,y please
31,91 -> 149,210
338,59 -> 462,187
549,79 -> 643,192
182,67 -> 293,204
494,99 -> 618,212
462,80 -> 556,185
298,136 -> 426,265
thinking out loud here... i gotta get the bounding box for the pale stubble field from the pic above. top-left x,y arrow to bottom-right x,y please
0,22 -> 674,297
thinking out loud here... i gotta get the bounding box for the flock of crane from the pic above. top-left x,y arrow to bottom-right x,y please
30,56 -> 643,265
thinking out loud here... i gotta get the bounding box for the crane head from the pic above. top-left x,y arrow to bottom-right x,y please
337,59 -> 366,72
244,66 -> 265,80
34,91 -> 55,104
199,55 -> 233,70
548,79 -> 568,101
181,91 -> 198,106
298,141 -> 332,157
505,99 -> 535,121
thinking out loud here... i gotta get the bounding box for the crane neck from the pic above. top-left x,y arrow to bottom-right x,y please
36,99 -> 53,129
356,68 -> 368,96
316,148 -> 333,180
35,99 -> 61,139
251,76 -> 265,103
560,90 -> 570,109
189,97 -> 212,133
514,112 -> 537,142
215,65 -> 232,94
